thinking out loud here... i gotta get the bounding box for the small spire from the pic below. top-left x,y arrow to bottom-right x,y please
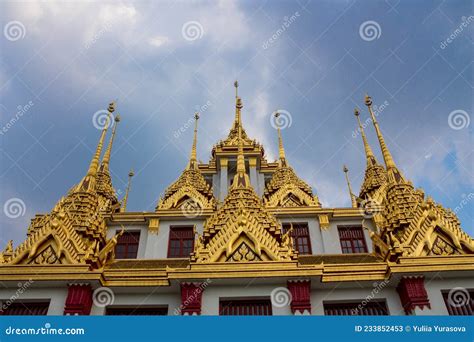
187,112 -> 200,170
121,169 -> 134,212
343,165 -> 357,208
232,97 -> 250,188
354,108 -> 377,168
275,111 -> 287,167
87,102 -> 114,177
77,102 -> 114,192
100,113 -> 120,172
365,94 -> 405,183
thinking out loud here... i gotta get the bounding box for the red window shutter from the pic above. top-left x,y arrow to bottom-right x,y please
219,299 -> 272,316
442,289 -> 473,316
337,226 -> 368,254
115,231 -> 140,259
168,226 -> 195,258
282,223 -> 312,255
1,302 -> 49,315
324,301 -> 388,315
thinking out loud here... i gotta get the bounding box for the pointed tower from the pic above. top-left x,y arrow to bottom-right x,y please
354,107 -> 387,200
364,94 -> 474,259
3,102 -> 121,266
263,112 -> 320,208
193,98 -> 297,263
157,112 -> 216,211
96,113 -> 121,212
343,165 -> 357,208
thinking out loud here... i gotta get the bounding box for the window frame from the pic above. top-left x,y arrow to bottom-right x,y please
219,298 -> 273,316
115,230 -> 141,259
337,225 -> 368,254
323,300 -> 388,315
282,222 -> 312,255
0,301 -> 50,315
442,289 -> 473,316
106,305 -> 168,315
167,226 -> 195,258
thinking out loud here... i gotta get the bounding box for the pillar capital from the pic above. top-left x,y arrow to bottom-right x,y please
397,276 -> 430,315
287,280 -> 311,314
63,284 -> 93,315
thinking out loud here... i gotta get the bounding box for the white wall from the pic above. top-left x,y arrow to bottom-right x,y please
0,287 -> 68,315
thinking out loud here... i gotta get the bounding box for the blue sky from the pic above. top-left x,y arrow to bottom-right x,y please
0,0 -> 472,246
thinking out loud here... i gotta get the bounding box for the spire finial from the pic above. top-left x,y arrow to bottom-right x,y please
234,80 -> 239,98
343,165 -> 357,208
121,169 -> 134,212
77,102 -> 114,192
101,113 -> 120,172
187,112 -> 200,170
234,82 -> 243,129
365,94 -> 404,182
275,111 -> 287,167
354,108 -> 377,168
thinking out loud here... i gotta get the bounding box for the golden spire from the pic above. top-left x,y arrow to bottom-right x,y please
187,112 -> 200,170
232,97 -> 250,188
343,165 -> 357,208
275,112 -> 288,167
77,102 -> 114,192
100,113 -> 120,172
121,169 -> 134,212
354,108 -> 377,168
234,81 -> 243,129
365,94 -> 405,182
87,102 -> 114,178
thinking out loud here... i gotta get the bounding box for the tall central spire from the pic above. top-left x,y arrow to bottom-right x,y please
365,94 -> 405,183
187,112 -> 200,170
232,96 -> 250,188
234,80 -> 242,130
275,112 -> 288,167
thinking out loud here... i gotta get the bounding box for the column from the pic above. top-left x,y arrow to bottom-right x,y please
248,157 -> 259,194
63,284 -> 93,315
396,276 -> 431,315
179,282 -> 205,315
219,158 -> 228,201
287,280 -> 311,315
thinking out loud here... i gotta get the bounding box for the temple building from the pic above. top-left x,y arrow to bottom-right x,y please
0,84 -> 473,316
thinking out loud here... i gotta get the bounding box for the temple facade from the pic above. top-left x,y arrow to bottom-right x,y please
0,84 -> 473,316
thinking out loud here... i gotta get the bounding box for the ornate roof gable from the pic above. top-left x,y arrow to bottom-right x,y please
361,95 -> 474,260
157,113 -> 216,211
263,112 -> 320,208
193,99 -> 296,263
